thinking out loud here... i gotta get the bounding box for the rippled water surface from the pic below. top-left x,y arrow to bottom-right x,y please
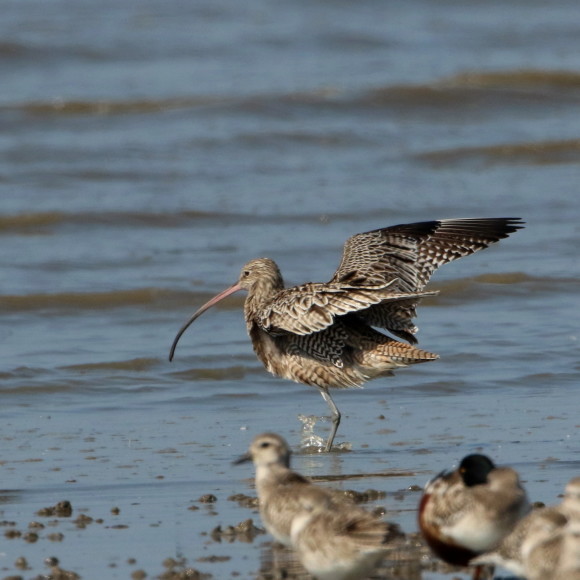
1,0 -> 579,578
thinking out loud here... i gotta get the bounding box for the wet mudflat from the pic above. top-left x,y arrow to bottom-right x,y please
1,377 -> 577,579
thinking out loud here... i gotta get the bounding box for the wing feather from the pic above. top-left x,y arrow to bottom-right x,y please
332,218 -> 524,292
330,218 -> 524,342
257,281 -> 435,336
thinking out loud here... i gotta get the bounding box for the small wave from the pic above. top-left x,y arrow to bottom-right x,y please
443,69 -> 580,90
0,288 -> 167,311
361,68 -> 580,107
470,272 -> 533,284
0,211 -> 66,234
61,357 -> 159,373
0,288 -> 244,312
0,209 -> 234,235
2,273 -> 571,314
0,208 -> 363,236
0,366 -> 48,380
6,68 -> 580,120
428,272 -> 580,305
170,366 -> 250,381
416,138 -> 580,168
0,366 -> 83,395
235,129 -> 369,147
0,288 -> 245,312
0,41 -> 30,58
0,382 -> 79,396
427,272 -> 531,295
5,96 -> 226,117
237,71 -> 580,112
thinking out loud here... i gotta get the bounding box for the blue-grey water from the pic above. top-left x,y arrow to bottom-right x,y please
1,0 -> 579,578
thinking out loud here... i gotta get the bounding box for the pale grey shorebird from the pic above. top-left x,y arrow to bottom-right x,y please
560,476 -> 580,519
552,477 -> 580,580
472,506 -> 568,577
554,517 -> 580,580
170,217 -> 524,451
533,476 -> 580,580
234,432 -> 402,579
472,475 -> 580,579
290,495 -> 402,580
233,432 -> 337,546
521,508 -> 568,580
418,454 -> 530,580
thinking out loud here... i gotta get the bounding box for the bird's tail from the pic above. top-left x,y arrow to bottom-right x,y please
357,336 -> 439,372
374,339 -> 439,365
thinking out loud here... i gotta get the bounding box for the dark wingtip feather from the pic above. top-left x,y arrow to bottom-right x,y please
436,217 -> 525,240
482,217 -> 526,233
502,217 -> 526,232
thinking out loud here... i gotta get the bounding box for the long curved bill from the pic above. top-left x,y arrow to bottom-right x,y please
169,282 -> 242,361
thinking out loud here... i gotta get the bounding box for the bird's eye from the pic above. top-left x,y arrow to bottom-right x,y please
243,270 -> 250,278
260,441 -> 270,448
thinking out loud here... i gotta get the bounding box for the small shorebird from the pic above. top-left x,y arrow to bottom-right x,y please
233,432 -> 341,546
234,432 -> 401,579
520,508 -> 568,580
234,432 -> 376,545
474,476 -> 580,579
170,218 -> 524,451
560,476 -> 580,519
418,454 -> 530,578
545,477 -> 580,580
554,518 -> 580,580
472,506 -> 567,577
290,494 -> 402,580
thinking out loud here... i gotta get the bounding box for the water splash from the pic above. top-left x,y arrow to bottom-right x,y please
297,415 -> 352,452
297,415 -> 326,450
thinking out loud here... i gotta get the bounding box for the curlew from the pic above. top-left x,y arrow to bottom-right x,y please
169,217 -> 524,451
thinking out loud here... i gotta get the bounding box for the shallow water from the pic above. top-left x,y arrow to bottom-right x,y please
1,0 -> 580,578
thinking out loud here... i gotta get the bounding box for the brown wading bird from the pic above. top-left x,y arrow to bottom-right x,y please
169,218 -> 524,451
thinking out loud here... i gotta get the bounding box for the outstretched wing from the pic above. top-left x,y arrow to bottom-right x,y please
256,281 -> 435,336
330,218 -> 524,342
331,218 -> 525,292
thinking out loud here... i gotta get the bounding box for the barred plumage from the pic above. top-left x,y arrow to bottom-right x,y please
169,217 -> 524,451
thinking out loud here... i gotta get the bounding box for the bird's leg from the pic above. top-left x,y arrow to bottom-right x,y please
317,387 -> 341,452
